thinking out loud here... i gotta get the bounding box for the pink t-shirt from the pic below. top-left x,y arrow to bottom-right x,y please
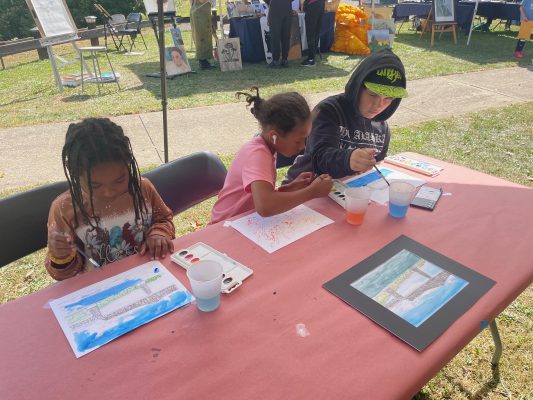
211,136 -> 276,224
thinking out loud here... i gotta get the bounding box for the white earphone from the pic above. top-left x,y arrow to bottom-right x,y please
272,135 -> 277,145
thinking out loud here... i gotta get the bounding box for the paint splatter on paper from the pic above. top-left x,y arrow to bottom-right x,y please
229,205 -> 334,253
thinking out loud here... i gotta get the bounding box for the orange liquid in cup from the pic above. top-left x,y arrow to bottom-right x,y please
346,211 -> 365,225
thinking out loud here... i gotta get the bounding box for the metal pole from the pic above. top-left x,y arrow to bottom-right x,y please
467,0 -> 479,46
158,0 -> 169,163
489,320 -> 503,366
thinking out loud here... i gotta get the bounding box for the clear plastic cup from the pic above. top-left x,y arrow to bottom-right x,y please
345,186 -> 372,225
186,260 -> 223,312
388,181 -> 416,218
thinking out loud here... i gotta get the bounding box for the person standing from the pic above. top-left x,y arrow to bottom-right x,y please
191,0 -> 215,69
301,0 -> 325,66
266,0 -> 293,68
514,0 -> 533,58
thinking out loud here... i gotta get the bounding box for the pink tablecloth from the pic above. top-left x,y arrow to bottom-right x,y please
1,153 -> 532,400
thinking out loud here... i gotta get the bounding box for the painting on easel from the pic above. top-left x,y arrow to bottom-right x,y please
433,0 -> 455,22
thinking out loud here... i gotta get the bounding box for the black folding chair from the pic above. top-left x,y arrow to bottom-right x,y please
0,152 -> 227,268
94,3 -> 125,51
0,182 -> 69,268
117,13 -> 148,52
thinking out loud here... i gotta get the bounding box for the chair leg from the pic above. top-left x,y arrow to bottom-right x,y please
140,33 -> 148,50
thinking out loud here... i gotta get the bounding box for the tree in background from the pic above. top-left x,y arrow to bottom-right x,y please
0,0 -> 144,41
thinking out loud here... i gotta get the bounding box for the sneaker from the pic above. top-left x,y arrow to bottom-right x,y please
268,60 -> 281,68
280,59 -> 289,68
199,59 -> 214,70
514,51 -> 524,59
301,58 -> 316,67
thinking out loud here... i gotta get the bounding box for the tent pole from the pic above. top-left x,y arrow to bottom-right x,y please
157,0 -> 169,163
467,0 -> 479,45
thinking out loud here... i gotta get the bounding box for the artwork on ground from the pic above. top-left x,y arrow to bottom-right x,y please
351,249 -> 468,327
50,262 -> 193,358
229,204 -> 334,253
367,29 -> 391,52
369,18 -> 396,34
260,15 -> 273,63
217,38 -> 243,72
166,29 -> 191,76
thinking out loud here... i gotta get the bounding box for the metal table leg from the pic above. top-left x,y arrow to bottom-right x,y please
489,320 -> 502,366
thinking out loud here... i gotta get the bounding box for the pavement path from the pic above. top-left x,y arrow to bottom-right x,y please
0,65 -> 532,192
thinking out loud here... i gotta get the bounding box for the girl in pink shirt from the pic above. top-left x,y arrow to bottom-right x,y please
211,87 -> 333,224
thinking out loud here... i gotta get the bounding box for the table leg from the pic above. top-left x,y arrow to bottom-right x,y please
489,320 -> 502,366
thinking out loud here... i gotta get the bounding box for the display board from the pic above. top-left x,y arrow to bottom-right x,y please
25,0 -> 78,45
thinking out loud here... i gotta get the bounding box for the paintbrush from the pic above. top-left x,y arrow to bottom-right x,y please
373,165 -> 390,186
75,245 -> 101,269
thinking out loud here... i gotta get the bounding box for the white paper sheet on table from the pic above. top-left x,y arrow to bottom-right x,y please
50,261 -> 193,358
228,204 -> 334,253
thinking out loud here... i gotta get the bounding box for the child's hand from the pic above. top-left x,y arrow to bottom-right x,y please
48,230 -> 75,259
140,235 -> 175,260
350,148 -> 377,173
308,174 -> 333,198
280,172 -> 314,192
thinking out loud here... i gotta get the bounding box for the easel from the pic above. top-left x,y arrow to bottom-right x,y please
420,7 -> 457,47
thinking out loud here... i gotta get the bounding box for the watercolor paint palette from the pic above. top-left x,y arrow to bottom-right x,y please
171,242 -> 253,294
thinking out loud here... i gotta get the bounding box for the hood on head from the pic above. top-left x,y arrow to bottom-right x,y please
344,49 -> 407,122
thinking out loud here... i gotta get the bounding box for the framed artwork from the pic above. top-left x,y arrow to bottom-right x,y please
217,38 -> 242,72
367,29 -> 392,52
323,235 -> 495,351
165,46 -> 191,76
433,0 -> 455,22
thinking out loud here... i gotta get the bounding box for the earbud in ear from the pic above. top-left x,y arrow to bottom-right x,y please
272,135 -> 277,145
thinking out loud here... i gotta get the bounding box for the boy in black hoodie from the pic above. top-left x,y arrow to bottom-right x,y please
286,50 -> 407,181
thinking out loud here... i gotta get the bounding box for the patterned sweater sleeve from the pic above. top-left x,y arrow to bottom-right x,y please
45,194 -> 84,281
142,178 -> 176,240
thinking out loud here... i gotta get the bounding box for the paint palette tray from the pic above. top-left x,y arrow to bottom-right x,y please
329,180 -> 348,209
171,242 -> 253,294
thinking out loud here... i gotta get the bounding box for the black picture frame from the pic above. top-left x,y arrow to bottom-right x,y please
323,235 -> 495,351
433,0 -> 456,22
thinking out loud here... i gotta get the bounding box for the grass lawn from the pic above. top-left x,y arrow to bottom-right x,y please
1,101 -> 532,399
0,23 -> 530,128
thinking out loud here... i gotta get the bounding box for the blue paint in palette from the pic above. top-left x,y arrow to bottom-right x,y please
73,290 -> 193,352
64,278 -> 143,310
346,168 -> 393,188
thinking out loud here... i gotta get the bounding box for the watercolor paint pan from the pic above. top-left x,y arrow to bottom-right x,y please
171,242 -> 253,294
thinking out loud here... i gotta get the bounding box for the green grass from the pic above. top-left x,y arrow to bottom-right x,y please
1,101 -> 532,399
0,24 -> 529,128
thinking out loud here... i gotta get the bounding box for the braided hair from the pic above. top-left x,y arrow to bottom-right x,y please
235,87 -> 311,136
62,118 -> 147,230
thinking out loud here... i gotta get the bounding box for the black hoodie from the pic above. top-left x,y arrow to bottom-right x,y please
286,50 -> 406,181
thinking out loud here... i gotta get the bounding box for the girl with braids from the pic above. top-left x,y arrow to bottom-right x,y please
45,118 -> 175,281
210,87 -> 333,224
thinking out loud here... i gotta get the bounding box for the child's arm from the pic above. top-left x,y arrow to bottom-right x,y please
140,179 -> 176,260
45,197 -> 84,281
251,174 -> 333,217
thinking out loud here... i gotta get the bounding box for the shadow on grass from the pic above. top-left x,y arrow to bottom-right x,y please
396,28 -> 530,66
123,53 -> 350,99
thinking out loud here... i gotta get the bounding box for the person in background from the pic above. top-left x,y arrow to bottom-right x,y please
514,0 -> 533,58
285,49 -> 408,181
191,0 -> 215,69
210,87 -> 332,224
301,0 -> 325,66
265,0 -> 294,68
46,118 -> 175,280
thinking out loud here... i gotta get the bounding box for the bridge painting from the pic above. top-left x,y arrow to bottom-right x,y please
351,249 -> 468,327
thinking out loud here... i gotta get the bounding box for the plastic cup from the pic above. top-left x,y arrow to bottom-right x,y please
186,260 -> 223,312
388,181 -> 416,219
345,187 -> 372,225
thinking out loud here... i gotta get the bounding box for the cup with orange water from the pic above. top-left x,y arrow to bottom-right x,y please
345,186 -> 372,225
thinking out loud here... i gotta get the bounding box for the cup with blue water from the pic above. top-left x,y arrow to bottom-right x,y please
388,181 -> 416,218
187,260 -> 223,312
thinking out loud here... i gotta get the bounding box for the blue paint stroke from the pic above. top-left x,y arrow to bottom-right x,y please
65,278 -> 143,310
74,290 -> 193,353
346,168 -> 393,188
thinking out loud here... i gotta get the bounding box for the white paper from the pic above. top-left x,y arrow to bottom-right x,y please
50,262 -> 193,358
229,205 -> 334,253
